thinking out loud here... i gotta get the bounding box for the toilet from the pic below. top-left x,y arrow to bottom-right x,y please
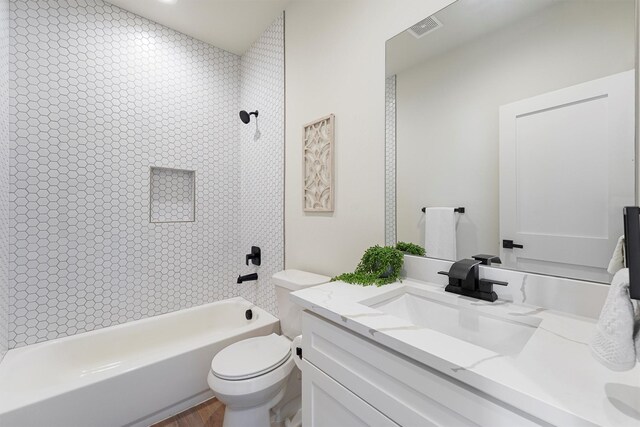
207,270 -> 330,427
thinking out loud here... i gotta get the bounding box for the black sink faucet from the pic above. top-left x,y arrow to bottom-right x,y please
438,255 -> 508,302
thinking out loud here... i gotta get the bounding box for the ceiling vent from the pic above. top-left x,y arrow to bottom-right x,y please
407,16 -> 442,39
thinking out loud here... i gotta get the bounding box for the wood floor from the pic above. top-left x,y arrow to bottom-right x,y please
151,398 -> 225,427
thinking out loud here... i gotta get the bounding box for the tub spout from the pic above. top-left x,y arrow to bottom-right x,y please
237,273 -> 258,283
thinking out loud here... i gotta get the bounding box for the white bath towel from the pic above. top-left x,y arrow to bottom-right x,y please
590,269 -> 637,371
424,207 -> 457,260
607,235 -> 626,275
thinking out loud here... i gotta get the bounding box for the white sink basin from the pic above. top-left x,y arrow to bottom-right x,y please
364,287 -> 541,356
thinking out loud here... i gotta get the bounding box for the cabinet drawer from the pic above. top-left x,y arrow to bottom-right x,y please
302,311 -> 546,427
302,358 -> 399,427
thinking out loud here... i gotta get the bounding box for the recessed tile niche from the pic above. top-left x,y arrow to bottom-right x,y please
150,167 -> 196,223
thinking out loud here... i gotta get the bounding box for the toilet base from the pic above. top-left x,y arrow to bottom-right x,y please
271,370 -> 302,424
222,388 -> 285,427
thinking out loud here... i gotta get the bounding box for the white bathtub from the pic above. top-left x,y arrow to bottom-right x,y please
0,297 -> 279,427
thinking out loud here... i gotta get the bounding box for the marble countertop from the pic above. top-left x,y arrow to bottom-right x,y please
291,279 -> 640,427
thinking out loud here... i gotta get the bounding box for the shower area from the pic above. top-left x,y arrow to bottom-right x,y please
0,0 -> 285,361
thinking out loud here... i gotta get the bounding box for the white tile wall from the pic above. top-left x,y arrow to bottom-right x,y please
237,14 -> 285,316
385,75 -> 396,246
0,0 -> 9,361
8,0 -> 252,348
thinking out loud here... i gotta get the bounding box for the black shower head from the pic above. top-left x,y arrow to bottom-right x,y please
239,110 -> 259,124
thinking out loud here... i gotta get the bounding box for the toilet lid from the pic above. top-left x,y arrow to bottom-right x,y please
211,334 -> 291,381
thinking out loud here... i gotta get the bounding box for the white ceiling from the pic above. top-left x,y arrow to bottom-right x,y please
386,0 -> 560,76
104,0 -> 291,55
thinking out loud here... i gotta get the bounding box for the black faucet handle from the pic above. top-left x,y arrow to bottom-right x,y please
478,278 -> 508,287
472,254 -> 502,266
245,246 -> 261,266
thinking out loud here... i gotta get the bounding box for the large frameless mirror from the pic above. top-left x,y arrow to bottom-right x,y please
385,0 -> 637,283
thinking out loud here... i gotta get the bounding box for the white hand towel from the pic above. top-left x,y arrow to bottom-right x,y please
590,269 -> 636,371
607,235 -> 626,275
424,207 -> 457,260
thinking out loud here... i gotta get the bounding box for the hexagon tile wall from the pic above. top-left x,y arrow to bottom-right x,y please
0,0 -> 9,361
237,15 -> 284,316
8,0 -> 284,348
385,75 -> 397,246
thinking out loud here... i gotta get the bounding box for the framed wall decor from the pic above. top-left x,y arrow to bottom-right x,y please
303,114 -> 335,212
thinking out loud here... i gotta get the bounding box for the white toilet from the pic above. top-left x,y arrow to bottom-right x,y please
207,270 -> 330,427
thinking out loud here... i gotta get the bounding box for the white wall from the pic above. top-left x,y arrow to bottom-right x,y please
395,1 -> 635,259
637,2 -> 640,202
284,0 -> 454,276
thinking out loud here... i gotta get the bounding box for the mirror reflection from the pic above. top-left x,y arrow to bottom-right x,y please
386,0 -> 636,283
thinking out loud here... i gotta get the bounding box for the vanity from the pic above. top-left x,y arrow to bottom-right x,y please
291,262 -> 640,426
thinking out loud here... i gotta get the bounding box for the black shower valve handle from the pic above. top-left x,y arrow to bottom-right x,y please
245,246 -> 261,266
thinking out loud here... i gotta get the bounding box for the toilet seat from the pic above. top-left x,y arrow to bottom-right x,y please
211,334 -> 291,381
207,351 -> 295,405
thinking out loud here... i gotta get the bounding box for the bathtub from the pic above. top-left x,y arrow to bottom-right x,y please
0,297 -> 279,427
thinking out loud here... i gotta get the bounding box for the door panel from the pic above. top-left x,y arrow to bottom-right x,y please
499,70 -> 635,282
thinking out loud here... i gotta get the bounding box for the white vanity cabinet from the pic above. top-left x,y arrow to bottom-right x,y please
300,311 -> 546,427
301,359 -> 399,427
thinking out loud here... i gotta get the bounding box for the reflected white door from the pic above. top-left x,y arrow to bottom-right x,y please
499,70 -> 635,282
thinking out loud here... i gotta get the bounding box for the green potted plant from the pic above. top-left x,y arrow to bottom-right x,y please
395,241 -> 426,256
332,245 -> 404,286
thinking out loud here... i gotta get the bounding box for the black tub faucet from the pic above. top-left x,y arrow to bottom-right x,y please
237,273 -> 258,284
438,255 -> 508,302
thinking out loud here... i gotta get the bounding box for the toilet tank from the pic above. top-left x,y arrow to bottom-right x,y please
273,270 -> 330,339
